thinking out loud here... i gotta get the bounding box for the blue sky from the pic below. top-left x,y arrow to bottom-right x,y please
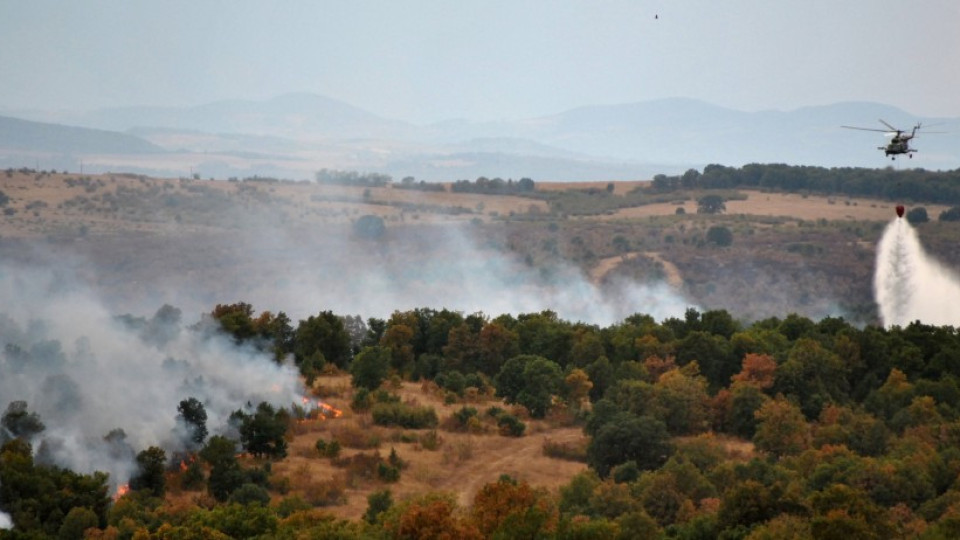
2,0 -> 959,123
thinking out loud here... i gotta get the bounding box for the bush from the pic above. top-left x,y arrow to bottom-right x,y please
371,402 -> 438,429
542,438 -> 588,462
377,463 -> 401,483
906,206 -> 929,224
315,438 -> 342,458
939,207 -> 960,222
497,414 -> 526,437
706,225 -> 733,246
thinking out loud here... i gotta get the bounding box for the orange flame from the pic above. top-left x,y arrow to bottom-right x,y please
113,483 -> 130,501
317,401 -> 343,418
298,396 -> 343,420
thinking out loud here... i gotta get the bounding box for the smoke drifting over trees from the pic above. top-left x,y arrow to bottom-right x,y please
0,262 -> 303,488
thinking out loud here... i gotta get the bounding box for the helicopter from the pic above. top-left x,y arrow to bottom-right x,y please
841,119 -> 928,160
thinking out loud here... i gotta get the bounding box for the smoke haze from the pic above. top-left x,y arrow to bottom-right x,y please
874,218 -> 960,327
0,219 -> 694,488
0,262 -> 304,487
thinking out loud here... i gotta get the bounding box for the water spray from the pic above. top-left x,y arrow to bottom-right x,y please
874,216 -> 960,327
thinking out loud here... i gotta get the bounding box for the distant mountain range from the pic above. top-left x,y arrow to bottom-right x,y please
2,93 -> 957,180
0,115 -> 163,154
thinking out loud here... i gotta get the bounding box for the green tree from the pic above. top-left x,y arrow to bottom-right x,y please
775,338 -> 849,418
350,345 -> 392,390
57,506 -> 99,540
129,446 -> 166,497
365,489 -> 393,524
587,412 -> 672,477
200,436 -> 244,501
177,397 -> 208,446
354,214 -> 386,239
697,194 -> 726,214
231,402 -> 289,458
752,396 -> 811,457
495,355 -> 563,418
294,311 -> 353,370
1,401 -> 45,441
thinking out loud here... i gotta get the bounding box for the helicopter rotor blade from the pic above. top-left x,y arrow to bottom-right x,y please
879,119 -> 898,131
841,125 -> 891,133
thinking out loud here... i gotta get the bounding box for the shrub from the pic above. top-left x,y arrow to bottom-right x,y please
497,414 -> 526,437
377,463 -> 401,483
706,225 -> 733,246
906,206 -> 929,224
315,438 -> 342,458
371,402 -> 438,429
542,438 -> 588,462
419,430 -> 442,451
939,207 -> 960,222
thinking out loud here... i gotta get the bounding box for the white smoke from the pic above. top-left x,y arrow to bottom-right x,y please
0,262 -> 304,488
209,223 -> 693,327
0,508 -> 11,530
874,218 -> 960,327
0,216 -> 695,489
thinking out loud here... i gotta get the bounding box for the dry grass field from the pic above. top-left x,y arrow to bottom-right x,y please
265,375 -> 589,521
2,172 -> 938,241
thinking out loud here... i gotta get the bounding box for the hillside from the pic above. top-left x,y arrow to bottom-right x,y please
0,115 -> 163,154
3,169 -> 959,325
4,169 -> 960,537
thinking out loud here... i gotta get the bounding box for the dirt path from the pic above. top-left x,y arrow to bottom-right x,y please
590,251 -> 683,289
435,427 -> 587,507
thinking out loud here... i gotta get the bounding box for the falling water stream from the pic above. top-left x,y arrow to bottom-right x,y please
874,218 -> 960,327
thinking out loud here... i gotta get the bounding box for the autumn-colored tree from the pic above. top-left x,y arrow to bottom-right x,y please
652,364 -> 710,435
381,322 -> 416,375
813,404 -> 889,456
753,395 -> 811,457
636,335 -> 675,364
381,493 -> 482,540
442,323 -> 480,373
476,321 -> 520,377
471,476 -> 557,537
731,353 -> 777,389
642,354 -> 677,381
564,368 -> 593,406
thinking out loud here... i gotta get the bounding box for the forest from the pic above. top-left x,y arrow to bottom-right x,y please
5,301 -> 960,539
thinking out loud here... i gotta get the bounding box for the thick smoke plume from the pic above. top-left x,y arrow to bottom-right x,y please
0,262 -> 303,488
874,218 -> 960,327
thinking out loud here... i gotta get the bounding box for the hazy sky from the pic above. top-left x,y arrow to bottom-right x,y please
2,1 -> 959,123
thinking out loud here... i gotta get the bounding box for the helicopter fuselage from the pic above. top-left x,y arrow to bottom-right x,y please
881,137 -> 915,157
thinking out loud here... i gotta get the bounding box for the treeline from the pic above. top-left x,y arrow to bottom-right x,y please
315,168 -> 392,187
9,302 -> 960,537
652,163 -> 960,205
451,176 -> 535,195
